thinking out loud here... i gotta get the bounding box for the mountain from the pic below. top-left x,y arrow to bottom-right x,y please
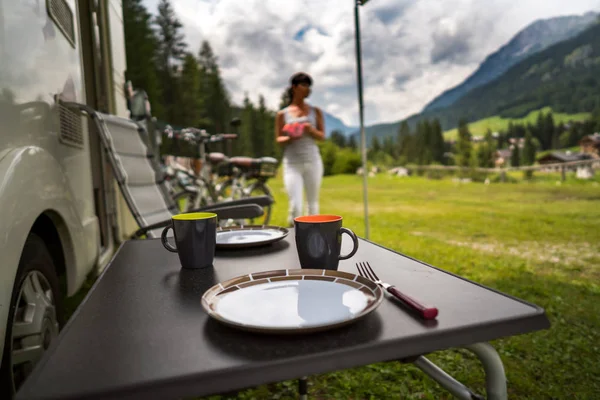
351,17 -> 600,145
420,19 -> 600,123
423,11 -> 599,112
322,111 -> 356,137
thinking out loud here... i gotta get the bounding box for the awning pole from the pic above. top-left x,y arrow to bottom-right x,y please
354,0 -> 370,239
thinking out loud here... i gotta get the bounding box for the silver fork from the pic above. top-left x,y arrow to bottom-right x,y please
356,261 -> 438,320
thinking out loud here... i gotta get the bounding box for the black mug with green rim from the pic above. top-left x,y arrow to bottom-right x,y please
161,212 -> 217,269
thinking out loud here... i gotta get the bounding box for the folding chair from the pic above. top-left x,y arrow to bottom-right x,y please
61,101 -> 273,239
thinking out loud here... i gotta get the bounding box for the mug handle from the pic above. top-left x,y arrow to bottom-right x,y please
338,227 -> 359,260
161,226 -> 177,253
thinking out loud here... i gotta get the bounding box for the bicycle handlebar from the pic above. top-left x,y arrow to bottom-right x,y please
218,133 -> 238,140
165,127 -> 238,144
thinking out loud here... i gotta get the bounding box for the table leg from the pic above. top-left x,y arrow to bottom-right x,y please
411,342 -> 507,400
298,376 -> 308,400
413,356 -> 483,400
464,343 -> 507,400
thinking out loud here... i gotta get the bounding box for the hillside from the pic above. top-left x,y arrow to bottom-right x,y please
423,12 -> 599,112
443,107 -> 591,140
323,111 -> 356,137
354,19 -> 600,144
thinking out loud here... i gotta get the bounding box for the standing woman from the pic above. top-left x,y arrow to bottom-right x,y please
275,72 -> 326,226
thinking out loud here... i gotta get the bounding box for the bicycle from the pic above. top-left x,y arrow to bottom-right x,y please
162,126 -> 236,210
160,126 -> 277,227
215,155 -> 279,226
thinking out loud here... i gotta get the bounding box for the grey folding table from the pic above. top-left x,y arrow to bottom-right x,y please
16,231 -> 550,400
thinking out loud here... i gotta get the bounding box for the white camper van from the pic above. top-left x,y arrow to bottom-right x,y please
0,1 -> 137,396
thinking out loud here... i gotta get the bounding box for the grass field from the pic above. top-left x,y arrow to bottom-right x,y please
443,107 -> 590,141
64,171 -> 600,400
202,171 -> 600,400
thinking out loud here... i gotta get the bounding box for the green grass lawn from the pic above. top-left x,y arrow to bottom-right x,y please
443,107 -> 590,141
66,171 -> 600,400
204,172 -> 600,399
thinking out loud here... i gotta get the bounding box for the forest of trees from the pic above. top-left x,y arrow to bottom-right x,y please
123,0 -> 276,159
332,109 -> 600,171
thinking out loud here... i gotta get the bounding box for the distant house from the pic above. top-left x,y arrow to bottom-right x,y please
537,151 -> 591,165
537,151 -> 592,173
494,149 -> 512,167
508,137 -> 525,147
579,133 -> 600,158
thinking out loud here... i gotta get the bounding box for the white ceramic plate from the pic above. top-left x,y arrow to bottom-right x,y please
216,226 -> 288,249
202,269 -> 383,334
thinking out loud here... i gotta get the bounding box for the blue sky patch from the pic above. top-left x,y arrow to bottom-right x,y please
294,24 -> 329,41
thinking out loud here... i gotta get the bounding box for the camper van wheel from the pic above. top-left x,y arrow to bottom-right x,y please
0,233 -> 64,397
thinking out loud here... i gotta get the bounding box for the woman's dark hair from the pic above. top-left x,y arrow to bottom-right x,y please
286,72 -> 313,105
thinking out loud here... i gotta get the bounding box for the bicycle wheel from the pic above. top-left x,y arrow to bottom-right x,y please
215,178 -> 243,202
172,181 -> 211,212
215,179 -> 246,227
172,188 -> 198,212
215,180 -> 273,227
243,181 -> 273,226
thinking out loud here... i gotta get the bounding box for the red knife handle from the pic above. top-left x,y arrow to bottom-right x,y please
387,286 -> 438,320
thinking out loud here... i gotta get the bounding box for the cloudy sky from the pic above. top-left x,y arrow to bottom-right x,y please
142,0 -> 600,126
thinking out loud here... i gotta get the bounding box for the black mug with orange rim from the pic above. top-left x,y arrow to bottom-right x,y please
294,215 -> 359,270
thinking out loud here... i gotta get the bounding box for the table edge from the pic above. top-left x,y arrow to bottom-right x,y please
17,308 -> 550,400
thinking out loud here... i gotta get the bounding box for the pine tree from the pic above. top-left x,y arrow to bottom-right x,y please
383,136 -> 395,159
348,135 -> 358,151
522,130 -> 537,166
197,41 -> 231,134
396,121 -> 410,158
413,121 -> 426,164
567,123 -> 580,147
154,0 -> 187,123
521,130 -> 536,178
497,130 -> 506,149
510,144 -> 520,167
535,111 -> 546,149
198,41 -> 218,72
122,0 -> 163,118
421,120 -> 433,164
371,136 -> 381,153
237,93 -> 254,156
330,131 -> 346,148
210,65 -> 232,134
484,129 -> 496,168
507,122 -> 515,140
256,95 -> 274,157
430,119 -> 445,164
155,0 -> 186,68
545,112 -> 556,149
592,107 -> 600,132
456,118 -> 472,168
476,129 -> 496,168
176,53 -> 203,128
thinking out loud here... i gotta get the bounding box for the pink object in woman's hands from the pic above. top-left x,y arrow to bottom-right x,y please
283,122 -> 305,138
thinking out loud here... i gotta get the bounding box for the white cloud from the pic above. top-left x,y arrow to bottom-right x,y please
142,0 -> 600,126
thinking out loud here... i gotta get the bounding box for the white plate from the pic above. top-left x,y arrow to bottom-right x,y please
216,226 -> 288,249
202,269 -> 383,334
